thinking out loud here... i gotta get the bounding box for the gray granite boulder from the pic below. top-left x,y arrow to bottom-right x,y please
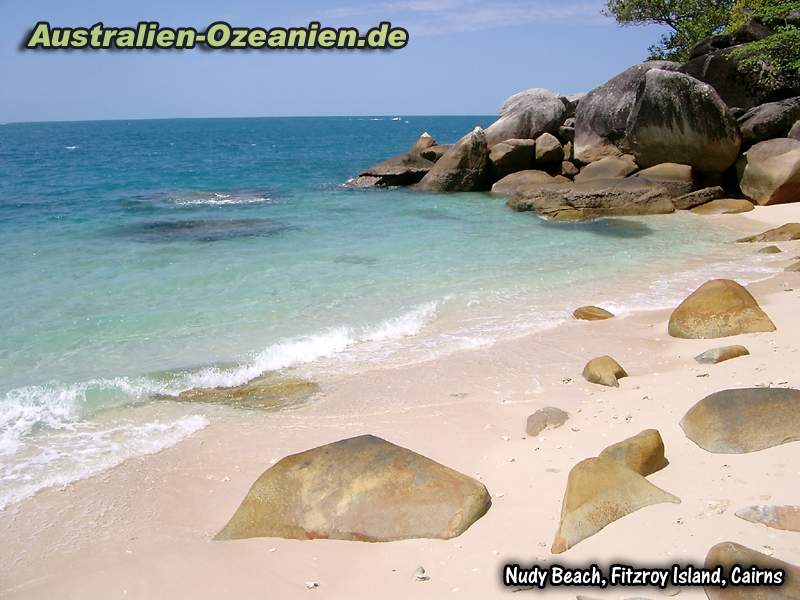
485,88 -> 566,147
738,97 -> 800,146
739,138 -> 800,205
418,127 -> 490,192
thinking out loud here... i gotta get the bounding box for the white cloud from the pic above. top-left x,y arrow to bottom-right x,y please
323,0 -> 608,35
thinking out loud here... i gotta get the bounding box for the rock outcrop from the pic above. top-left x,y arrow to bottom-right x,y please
738,138 -> 800,205
574,61 -> 680,163
738,97 -> 800,146
667,279 -> 775,339
551,457 -> 679,553
215,435 -> 491,541
737,222 -> 800,242
582,356 -> 628,387
418,127 -> 490,192
506,178 -> 675,221
680,387 -> 800,453
626,69 -> 741,173
599,429 -> 668,477
485,88 -> 566,147
526,407 -> 569,437
573,306 -> 614,321
351,153 -> 434,188
704,542 -> 800,599
694,345 -> 750,364
489,139 -> 535,180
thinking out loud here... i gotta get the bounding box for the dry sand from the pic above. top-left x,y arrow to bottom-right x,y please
2,206 -> 800,599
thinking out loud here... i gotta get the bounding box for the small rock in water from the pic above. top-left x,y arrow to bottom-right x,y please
414,566 -> 430,582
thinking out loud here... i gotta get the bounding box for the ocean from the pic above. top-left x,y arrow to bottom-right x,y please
0,115 -> 778,509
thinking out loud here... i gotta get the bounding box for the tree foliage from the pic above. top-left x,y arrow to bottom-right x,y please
603,0 -> 735,60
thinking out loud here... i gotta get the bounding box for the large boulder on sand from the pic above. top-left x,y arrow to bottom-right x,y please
582,356 -> 628,387
551,456 -> 679,553
691,198 -> 754,214
599,429 -> 668,476
738,138 -> 800,205
485,88 -> 566,147
574,61 -> 680,164
418,127 -> 490,192
526,406 -> 569,436
705,542 -> 800,599
626,69 -> 741,174
574,156 -> 638,183
489,139 -> 535,180
215,435 -> 491,541
631,163 -> 695,197
351,153 -> 434,187
667,279 -> 775,339
506,178 -> 675,221
738,97 -> 800,146
737,222 -> 800,242
680,388 -> 800,453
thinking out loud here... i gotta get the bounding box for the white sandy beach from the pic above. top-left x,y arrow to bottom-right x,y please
2,205 -> 800,600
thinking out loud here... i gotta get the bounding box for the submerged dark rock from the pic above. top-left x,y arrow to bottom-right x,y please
115,218 -> 294,243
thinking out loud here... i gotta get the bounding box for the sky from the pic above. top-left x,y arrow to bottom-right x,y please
0,0 -> 668,123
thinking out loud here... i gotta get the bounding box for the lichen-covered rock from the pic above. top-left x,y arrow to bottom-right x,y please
738,97 -> 800,146
704,542 -> 800,599
485,88 -> 566,147
574,62 -> 681,164
599,429 -> 668,476
506,178 -> 675,221
737,223 -> 800,242
668,279 -> 775,339
690,198 -> 754,214
626,70 -> 741,174
574,157 -> 638,183
582,356 -> 628,387
680,387 -> 800,453
674,186 -> 725,210
573,306 -> 614,321
526,406 -> 569,436
351,153 -> 434,187
551,457 -> 680,554
418,127 -> 490,192
632,163 -> 695,197
489,138 -> 535,180
215,435 -> 491,542
736,505 -> 800,533
739,138 -> 800,205
694,345 -> 750,364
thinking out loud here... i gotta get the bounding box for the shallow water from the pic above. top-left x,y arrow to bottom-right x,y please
0,116 -> 779,509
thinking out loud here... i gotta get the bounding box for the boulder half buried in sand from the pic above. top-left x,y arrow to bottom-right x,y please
680,387 -> 800,453
668,279 -> 775,339
215,435 -> 491,542
551,456 -> 679,554
694,345 -> 750,364
599,429 -> 668,476
573,306 -> 614,321
526,406 -> 569,436
583,356 -> 628,387
736,505 -> 800,533
705,542 -> 800,599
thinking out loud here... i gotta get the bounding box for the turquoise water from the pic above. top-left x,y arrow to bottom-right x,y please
0,116 -> 769,508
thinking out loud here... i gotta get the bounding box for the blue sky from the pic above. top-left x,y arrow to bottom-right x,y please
0,0 -> 667,122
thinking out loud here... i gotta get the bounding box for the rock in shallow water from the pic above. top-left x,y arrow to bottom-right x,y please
215,435 -> 491,542
350,153 -> 434,188
705,542 -> 800,599
738,223 -> 800,242
583,356 -> 628,387
668,279 -> 775,339
694,345 -> 750,364
599,429 -> 668,477
551,456 -> 679,554
160,375 -> 320,410
680,387 -> 800,453
573,306 -> 614,321
418,127 -> 490,192
526,406 -> 569,436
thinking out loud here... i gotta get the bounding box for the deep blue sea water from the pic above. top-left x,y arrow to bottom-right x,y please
0,116 -> 771,508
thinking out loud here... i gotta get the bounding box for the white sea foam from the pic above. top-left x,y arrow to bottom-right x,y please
172,192 -> 273,206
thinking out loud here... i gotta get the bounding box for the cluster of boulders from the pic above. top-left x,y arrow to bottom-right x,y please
351,24 -> 800,220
